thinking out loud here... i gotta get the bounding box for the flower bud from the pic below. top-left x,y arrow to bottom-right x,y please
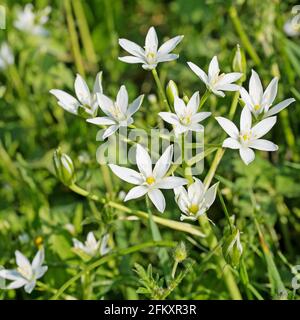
223,228 -> 243,268
173,241 -> 187,263
53,148 -> 76,186
232,44 -> 246,78
166,80 -> 179,106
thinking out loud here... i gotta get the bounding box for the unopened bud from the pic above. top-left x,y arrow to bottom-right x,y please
53,148 -> 76,186
232,45 -> 246,78
166,80 -> 179,106
173,241 -> 187,263
223,228 -> 243,268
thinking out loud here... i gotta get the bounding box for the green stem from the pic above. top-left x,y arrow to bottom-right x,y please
171,261 -> 178,279
72,0 -> 97,65
229,6 -> 261,65
64,0 -> 85,76
152,68 -> 171,111
8,65 -> 26,98
199,90 -> 210,110
51,240 -> 176,300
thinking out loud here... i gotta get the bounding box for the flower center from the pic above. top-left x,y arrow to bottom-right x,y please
146,176 -> 155,185
18,266 -> 32,280
146,51 -> 157,64
254,104 -> 260,111
180,115 -> 191,126
188,204 -> 199,215
240,131 -> 251,144
111,105 -> 126,121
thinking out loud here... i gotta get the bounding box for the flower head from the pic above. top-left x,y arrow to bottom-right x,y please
174,178 -> 218,221
0,42 -> 14,70
159,91 -> 211,136
119,26 -> 184,70
73,232 -> 110,258
240,69 -> 295,118
216,107 -> 278,165
14,4 -> 51,36
87,85 -> 144,139
284,18 -> 300,37
109,144 -> 187,213
50,72 -> 103,117
187,56 -> 243,97
0,249 -> 48,294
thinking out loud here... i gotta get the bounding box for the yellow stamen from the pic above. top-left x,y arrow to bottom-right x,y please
254,104 -> 260,111
34,236 -> 43,248
188,204 -> 199,214
146,176 -> 155,185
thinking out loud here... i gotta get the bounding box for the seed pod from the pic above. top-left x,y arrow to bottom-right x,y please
223,228 -> 243,268
232,44 -> 246,80
166,80 -> 179,106
53,148 -> 76,186
173,241 -> 187,263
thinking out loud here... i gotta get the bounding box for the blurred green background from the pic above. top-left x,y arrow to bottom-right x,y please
0,0 -> 299,300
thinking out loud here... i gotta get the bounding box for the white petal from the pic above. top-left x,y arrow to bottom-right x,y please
211,89 -> 225,97
188,178 -> 204,204
119,38 -> 145,58
32,249 -> 45,270
87,116 -> 116,126
97,93 -> 114,116
189,123 -> 204,132
24,280 -> 36,294
208,56 -> 220,81
102,125 -> 119,139
251,116 -> 277,139
239,87 -> 253,108
50,89 -> 80,114
136,144 -> 153,178
34,266 -> 48,279
6,279 -> 27,290
264,98 -> 295,118
148,189 -> 166,213
240,107 -> 252,132
0,269 -> 21,281
127,95 -> 144,116
145,26 -> 158,52
153,145 -> 173,179
249,69 -> 263,105
93,71 -> 103,94
116,85 -> 128,114
124,186 -> 148,201
75,74 -> 91,106
239,147 -> 255,165
215,83 -> 241,91
109,164 -> 143,185
155,176 -> 187,189
215,72 -> 243,87
158,112 -> 180,125
187,62 -> 208,85
15,251 -> 31,270
156,53 -> 179,63
222,137 -> 241,149
203,182 -> 218,209
248,139 -> 278,151
191,112 -> 211,124
118,56 -> 145,64
100,234 -> 110,256
174,96 -> 186,118
142,63 -> 157,70
158,35 -> 184,55
215,117 -> 239,138
186,91 -> 199,115
262,77 -> 278,108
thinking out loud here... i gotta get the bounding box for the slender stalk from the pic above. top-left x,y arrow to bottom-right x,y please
229,6 -> 261,65
171,261 -> 178,279
152,68 -> 171,111
64,0 -> 85,76
72,0 -> 97,65
51,240 -> 176,300
199,90 -> 210,110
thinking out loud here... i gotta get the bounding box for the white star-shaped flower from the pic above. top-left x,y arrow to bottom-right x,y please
174,178 -> 218,221
109,144 -> 187,213
50,72 -> 103,117
216,107 -> 278,165
159,91 -> 211,136
119,26 -> 184,70
0,249 -> 48,294
0,42 -> 14,70
86,85 -> 144,139
239,69 -> 295,118
73,232 -> 110,257
187,56 -> 243,97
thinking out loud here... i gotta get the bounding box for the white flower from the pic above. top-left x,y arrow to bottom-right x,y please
240,70 -> 295,118
86,85 -> 144,139
73,232 -> 110,257
216,107 -> 278,165
14,4 -> 51,36
50,72 -> 103,117
284,18 -> 300,37
159,91 -> 211,136
119,26 -> 184,70
109,144 -> 187,213
174,178 -> 218,221
0,249 -> 47,294
187,56 -> 243,97
0,43 -> 14,70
